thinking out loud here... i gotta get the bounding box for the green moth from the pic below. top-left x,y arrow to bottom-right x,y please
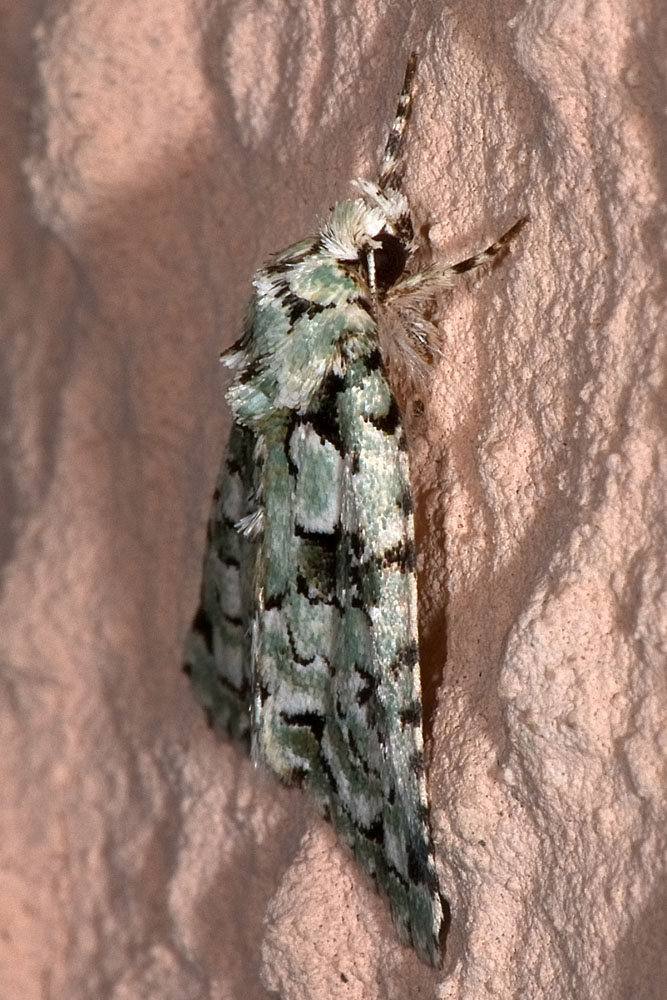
184,53 -> 526,967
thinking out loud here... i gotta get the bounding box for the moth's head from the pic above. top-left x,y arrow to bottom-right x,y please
319,180 -> 415,297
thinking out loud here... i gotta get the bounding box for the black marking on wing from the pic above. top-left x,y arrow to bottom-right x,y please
400,641 -> 419,668
416,803 -> 430,825
348,531 -> 364,561
283,711 -> 326,742
222,612 -> 244,629
218,550 -> 241,569
364,816 -> 385,846
406,837 -> 440,894
376,538 -> 416,573
301,369 -> 348,454
190,606 -> 214,654
344,726 -> 366,769
364,347 -> 384,373
344,538 -> 416,610
293,523 -> 341,604
264,590 -> 288,612
387,640 -> 419,678
295,546 -> 339,605
343,531 -> 368,608
367,395 -> 401,436
283,410 -> 300,477
216,509 -> 242,539
224,442 -> 251,477
355,666 -> 376,706
215,670 -> 250,701
238,358 -> 261,385
263,240 -> 320,274
294,522 -> 342,549
399,701 -> 422,727
270,280 -> 338,327
409,753 -> 425,779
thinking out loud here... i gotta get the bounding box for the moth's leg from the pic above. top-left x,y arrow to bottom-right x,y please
387,216 -> 529,302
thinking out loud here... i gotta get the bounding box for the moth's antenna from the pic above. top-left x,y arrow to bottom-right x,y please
377,51 -> 418,192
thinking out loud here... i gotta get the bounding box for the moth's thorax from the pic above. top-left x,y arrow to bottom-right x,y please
224,182 -> 418,428
225,256 -> 377,426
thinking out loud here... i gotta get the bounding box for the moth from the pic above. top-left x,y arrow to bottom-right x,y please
184,53 -> 526,967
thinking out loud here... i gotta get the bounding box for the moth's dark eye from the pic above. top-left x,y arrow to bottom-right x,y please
372,231 -> 408,291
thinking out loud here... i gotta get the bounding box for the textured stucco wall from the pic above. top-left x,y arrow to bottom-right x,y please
2,2 -> 666,998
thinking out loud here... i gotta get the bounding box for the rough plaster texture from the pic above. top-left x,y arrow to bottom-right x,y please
2,1 -> 666,998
